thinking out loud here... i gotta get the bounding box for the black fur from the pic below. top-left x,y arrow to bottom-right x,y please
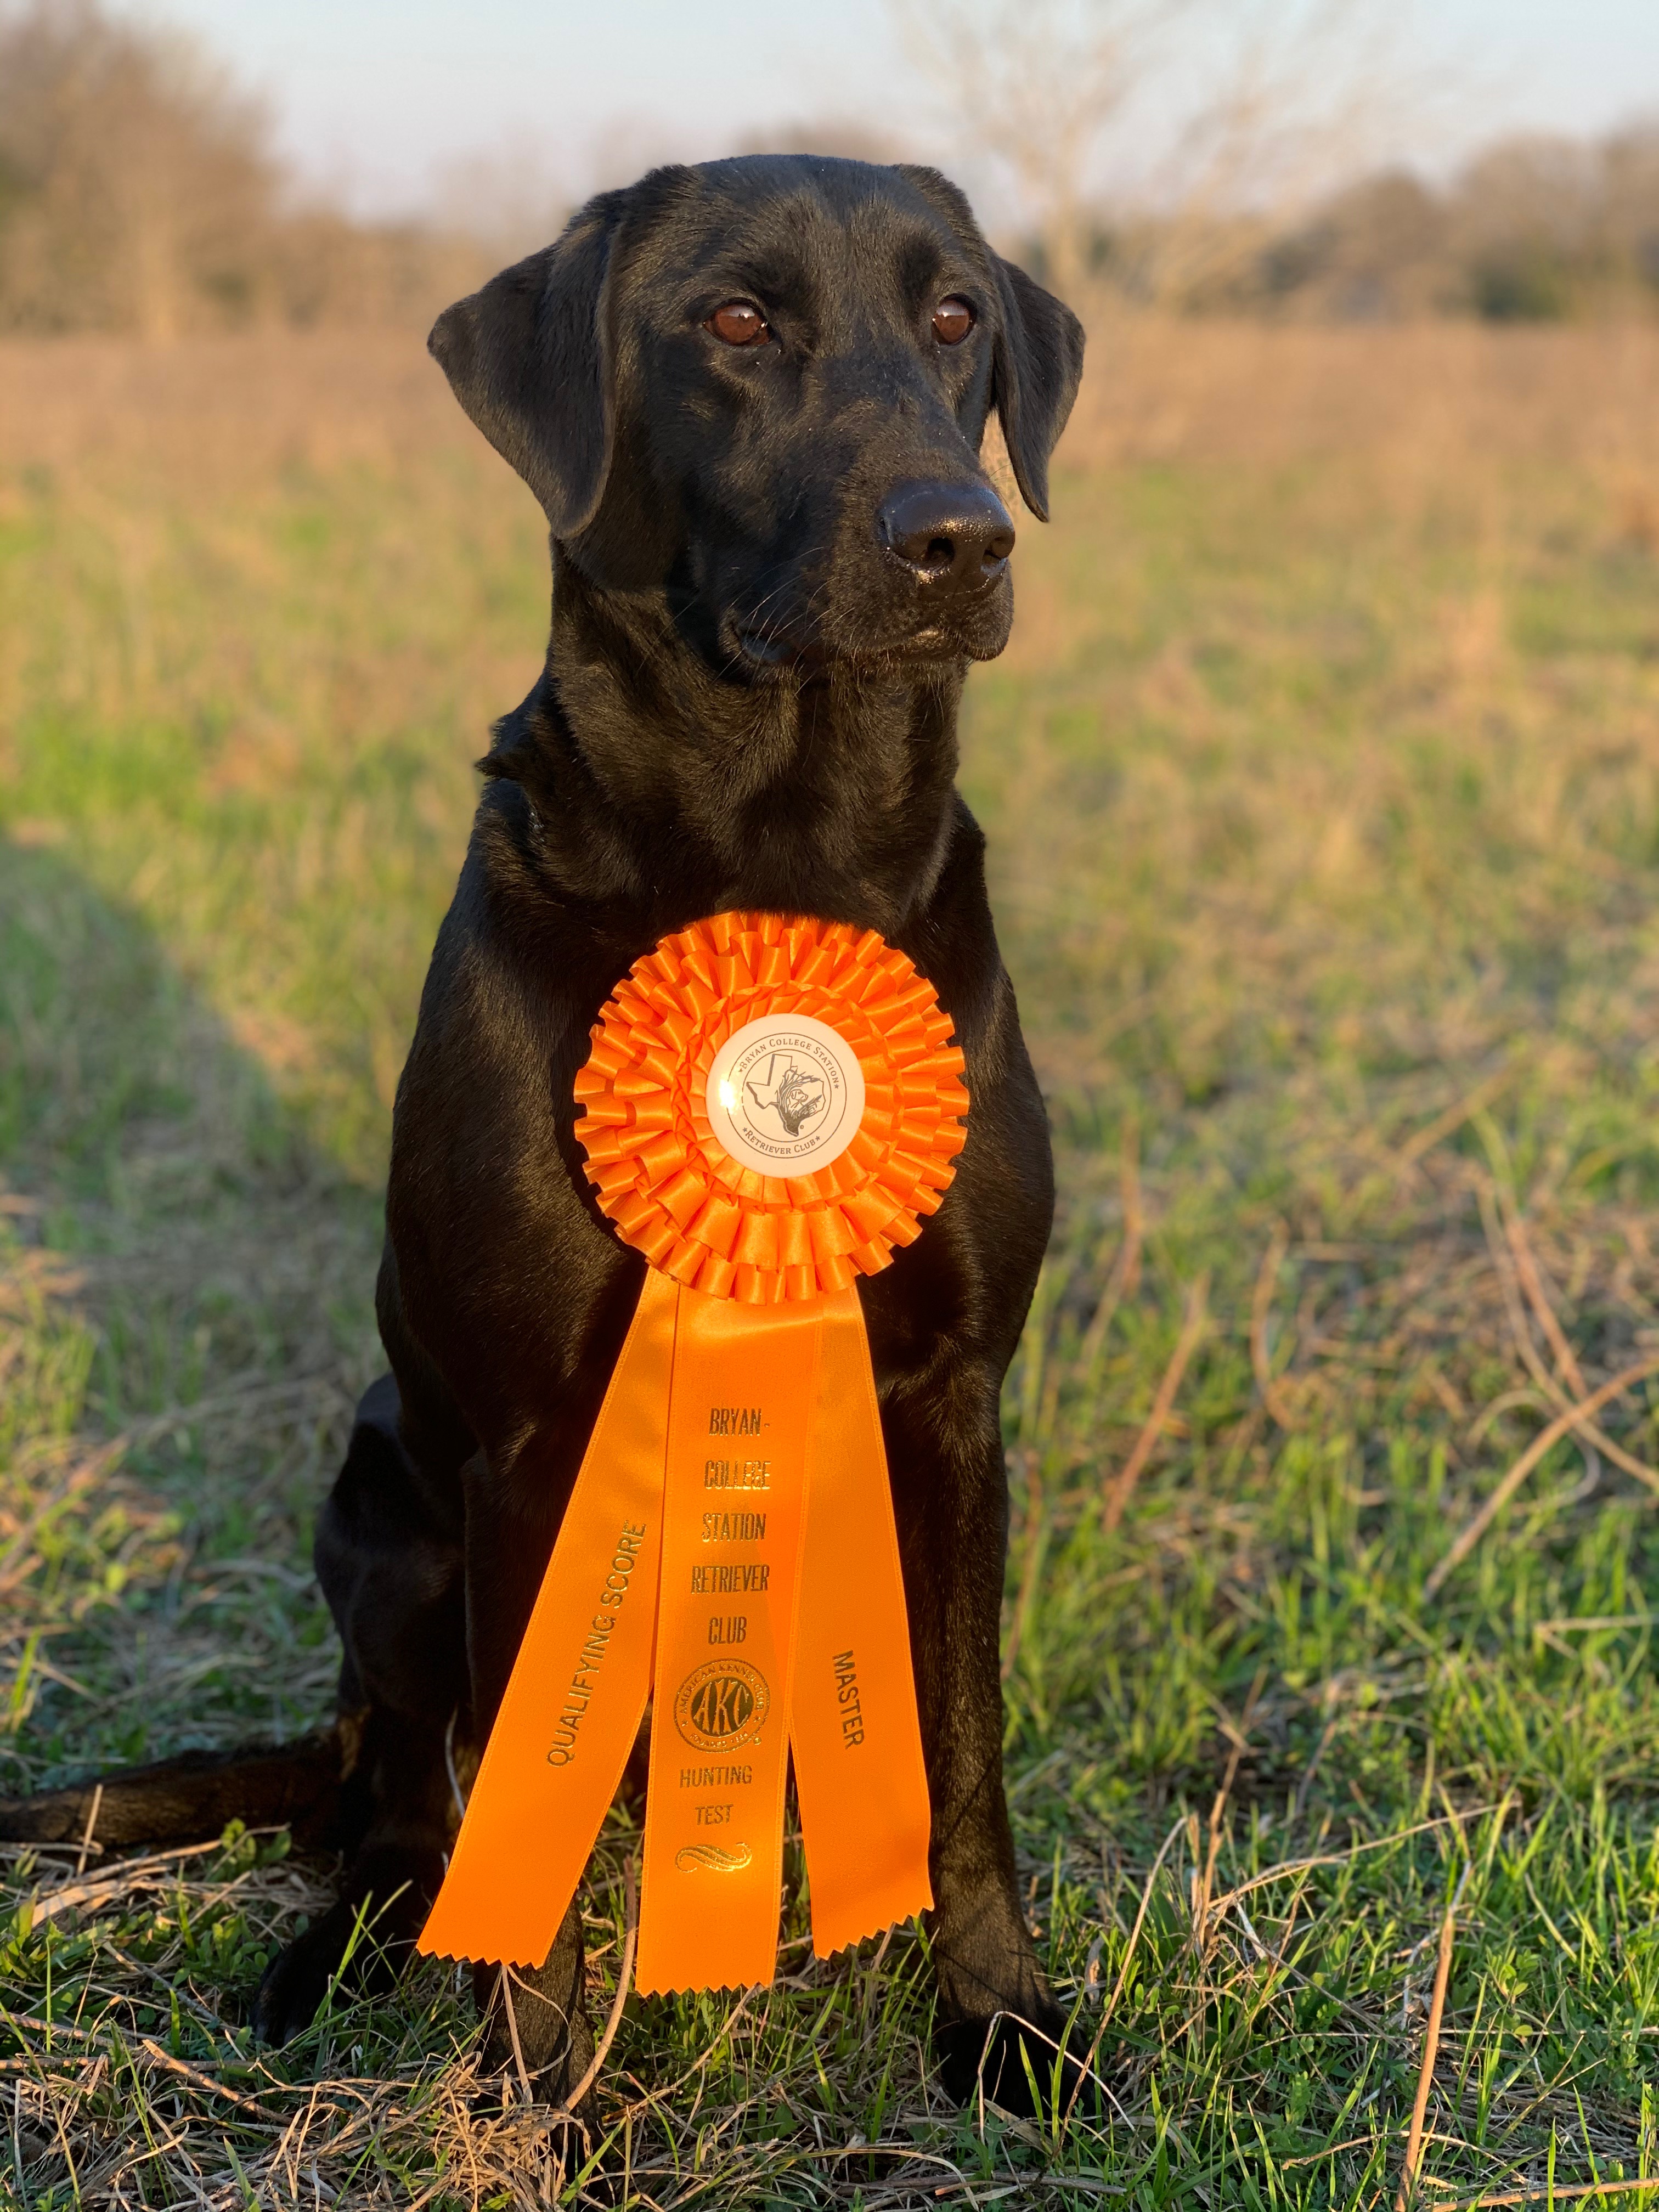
3,155 -> 1086,2115
0,1733 -> 340,1849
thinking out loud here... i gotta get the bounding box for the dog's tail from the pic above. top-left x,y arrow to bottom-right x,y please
0,1728 -> 343,1851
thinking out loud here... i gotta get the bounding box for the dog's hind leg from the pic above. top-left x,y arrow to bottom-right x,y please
252,1369 -> 469,2045
252,1367 -> 602,2109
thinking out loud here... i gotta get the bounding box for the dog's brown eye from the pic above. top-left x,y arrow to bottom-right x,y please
932,296 -> 974,345
708,301 -> 770,347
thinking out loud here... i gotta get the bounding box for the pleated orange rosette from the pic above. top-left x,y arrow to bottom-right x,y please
417,912 -> 966,1995
578,910 -> 968,1299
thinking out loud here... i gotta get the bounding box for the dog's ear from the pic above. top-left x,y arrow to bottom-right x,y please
428,194 -> 624,537
990,256 -> 1086,523
891,166 -> 1085,523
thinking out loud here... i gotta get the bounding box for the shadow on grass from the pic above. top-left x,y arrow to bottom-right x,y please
0,830 -> 384,1794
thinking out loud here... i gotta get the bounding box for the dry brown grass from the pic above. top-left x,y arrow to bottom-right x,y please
0,330 -> 470,487
1060,312 -> 1659,475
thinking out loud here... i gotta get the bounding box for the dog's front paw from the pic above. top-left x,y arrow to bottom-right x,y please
935,2011 -> 1108,2119
252,1903 -> 363,2044
251,1846 -> 441,2045
474,1904 -> 595,2110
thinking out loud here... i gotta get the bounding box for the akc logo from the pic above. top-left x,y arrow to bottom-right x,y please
673,1658 -> 770,1751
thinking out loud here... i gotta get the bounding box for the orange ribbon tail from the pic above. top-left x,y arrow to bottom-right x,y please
792,1293 -> 933,1955
417,1268 -> 676,1967
635,1289 -> 821,1993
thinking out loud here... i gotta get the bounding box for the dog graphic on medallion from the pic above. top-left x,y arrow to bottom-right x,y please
745,1054 -> 827,1138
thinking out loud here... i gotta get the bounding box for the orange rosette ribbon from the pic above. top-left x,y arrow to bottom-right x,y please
419,913 -> 967,1995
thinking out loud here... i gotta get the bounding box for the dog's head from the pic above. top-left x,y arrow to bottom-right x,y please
430,156 -> 1084,675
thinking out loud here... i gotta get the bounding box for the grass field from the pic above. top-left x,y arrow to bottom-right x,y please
3,318 -> 1659,2209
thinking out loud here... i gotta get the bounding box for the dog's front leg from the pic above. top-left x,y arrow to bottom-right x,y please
885,1370 -> 1084,2115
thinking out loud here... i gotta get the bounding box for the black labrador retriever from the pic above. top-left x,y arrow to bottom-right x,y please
1,155 -> 1085,2113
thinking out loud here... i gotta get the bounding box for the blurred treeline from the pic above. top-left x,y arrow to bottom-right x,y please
2,0 -> 1657,337
1197,133 -> 1659,323
0,0 -> 486,337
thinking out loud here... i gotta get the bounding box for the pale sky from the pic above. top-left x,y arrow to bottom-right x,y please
125,0 -> 1659,221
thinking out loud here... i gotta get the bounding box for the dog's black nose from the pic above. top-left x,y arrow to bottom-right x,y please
878,480 -> 1015,593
